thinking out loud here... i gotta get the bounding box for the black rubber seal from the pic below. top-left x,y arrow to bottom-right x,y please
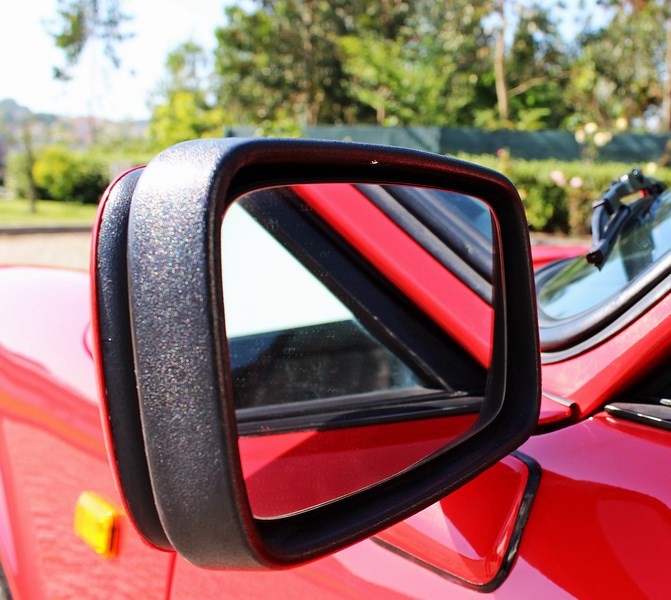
94,167 -> 171,549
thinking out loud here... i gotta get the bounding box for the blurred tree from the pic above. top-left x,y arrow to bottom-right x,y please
0,113 -> 40,212
48,0 -> 671,135
342,0 -> 570,130
403,0 -> 495,126
567,1 -> 666,128
213,0 -> 498,130
148,42 -> 227,148
50,0 -> 132,80
473,0 -> 571,130
493,0 -> 509,123
337,35 -> 441,125
20,121 -> 39,213
663,7 -> 671,129
32,146 -> 108,203
615,0 -> 671,130
213,1 -> 369,132
507,3 -> 571,129
338,0 -> 430,125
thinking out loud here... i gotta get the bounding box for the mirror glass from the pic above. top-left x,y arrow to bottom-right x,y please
221,183 -> 496,518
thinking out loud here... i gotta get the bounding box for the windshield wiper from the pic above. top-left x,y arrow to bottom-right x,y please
586,168 -> 666,269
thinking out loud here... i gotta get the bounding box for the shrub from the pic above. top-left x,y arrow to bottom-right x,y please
32,146 -> 109,204
456,153 -> 671,234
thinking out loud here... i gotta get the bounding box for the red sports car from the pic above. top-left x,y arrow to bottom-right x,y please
0,140 -> 668,599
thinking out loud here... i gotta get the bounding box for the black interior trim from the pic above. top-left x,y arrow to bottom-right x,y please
605,402 -> 671,432
381,185 -> 493,282
600,354 -> 671,431
371,451 -> 541,593
237,392 -> 481,436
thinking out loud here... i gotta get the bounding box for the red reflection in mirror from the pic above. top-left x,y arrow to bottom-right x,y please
240,415 -> 476,518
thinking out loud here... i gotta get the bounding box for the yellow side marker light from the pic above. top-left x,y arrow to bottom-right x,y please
73,491 -> 119,558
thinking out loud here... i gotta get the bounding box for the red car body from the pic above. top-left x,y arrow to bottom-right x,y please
0,178 -> 668,599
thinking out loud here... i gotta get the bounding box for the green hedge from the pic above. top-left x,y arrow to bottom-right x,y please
5,144 -> 667,233
456,153 -> 671,234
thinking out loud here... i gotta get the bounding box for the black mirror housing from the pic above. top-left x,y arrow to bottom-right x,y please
92,138 -> 540,568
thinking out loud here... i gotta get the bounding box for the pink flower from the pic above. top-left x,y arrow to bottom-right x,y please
549,170 -> 566,186
569,176 -> 583,189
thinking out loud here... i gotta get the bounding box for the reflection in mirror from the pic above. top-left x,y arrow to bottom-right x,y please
221,184 -> 496,518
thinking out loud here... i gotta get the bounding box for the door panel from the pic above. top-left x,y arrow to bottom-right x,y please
172,412 -> 671,598
0,268 -> 174,598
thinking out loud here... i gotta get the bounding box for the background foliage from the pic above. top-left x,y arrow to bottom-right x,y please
460,153 -> 671,234
44,0 -> 671,138
7,0 -> 671,234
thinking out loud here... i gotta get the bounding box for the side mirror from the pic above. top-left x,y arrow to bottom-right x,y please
91,139 -> 539,568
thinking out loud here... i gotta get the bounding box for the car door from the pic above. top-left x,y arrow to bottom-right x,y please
0,266 -> 174,599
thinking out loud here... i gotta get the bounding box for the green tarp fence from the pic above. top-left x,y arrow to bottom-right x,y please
228,126 -> 671,163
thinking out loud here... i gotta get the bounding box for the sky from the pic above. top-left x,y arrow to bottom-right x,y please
222,203 -> 351,337
0,0 -> 597,123
0,0 -> 238,121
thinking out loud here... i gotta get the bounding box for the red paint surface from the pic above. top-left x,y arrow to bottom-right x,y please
530,244 -> 588,270
537,393 -> 574,426
0,266 -> 173,599
375,455 -> 529,586
171,453 -> 533,600
173,413 -> 671,599
4,179 -> 671,598
167,184 -> 671,597
517,414 -> 671,599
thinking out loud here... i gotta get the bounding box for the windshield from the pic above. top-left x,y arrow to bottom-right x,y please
538,188 -> 671,320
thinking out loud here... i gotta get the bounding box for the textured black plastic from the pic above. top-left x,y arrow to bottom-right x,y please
606,402 -> 671,432
93,167 -> 171,549
124,138 -> 541,568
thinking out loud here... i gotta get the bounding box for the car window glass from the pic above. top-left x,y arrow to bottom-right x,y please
222,202 -> 430,410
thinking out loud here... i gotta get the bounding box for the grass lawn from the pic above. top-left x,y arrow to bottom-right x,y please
0,199 -> 98,227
